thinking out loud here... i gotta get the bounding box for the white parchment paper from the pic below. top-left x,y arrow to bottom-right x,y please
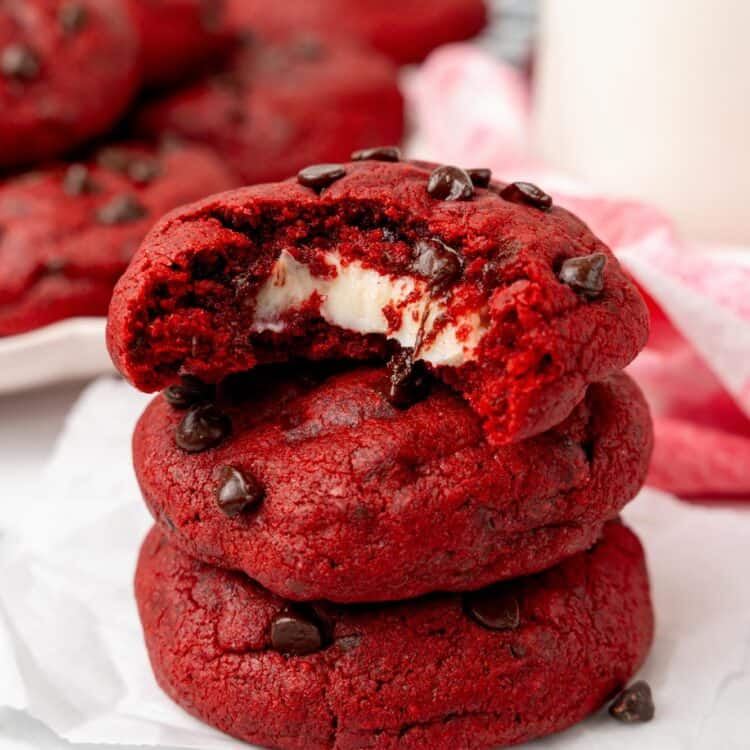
1,377 -> 749,749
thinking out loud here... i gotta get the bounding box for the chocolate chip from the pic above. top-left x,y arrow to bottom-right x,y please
59,3 -> 88,34
97,148 -> 130,172
387,349 -> 429,409
427,165 -> 474,201
127,158 -> 161,184
215,466 -> 265,517
558,253 -> 607,298
163,375 -> 213,409
1,44 -> 40,80
464,583 -> 520,630
467,168 -> 492,188
412,238 -> 463,291
62,164 -> 97,196
175,403 -> 231,453
351,146 -> 401,162
297,164 -> 346,192
609,681 -> 655,723
270,609 -> 325,656
45,258 -> 67,274
499,181 -> 552,210
95,194 -> 147,224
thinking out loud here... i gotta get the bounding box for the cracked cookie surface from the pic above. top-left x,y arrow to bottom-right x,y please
135,520 -> 653,750
108,159 -> 649,443
134,366 -> 652,602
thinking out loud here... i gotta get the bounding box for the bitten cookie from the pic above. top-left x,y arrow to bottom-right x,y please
0,0 -> 140,168
135,520 -> 654,750
134,365 -> 652,603
226,0 -> 488,64
133,35 -> 405,185
108,158 -> 649,443
127,0 -> 234,88
0,142 -> 235,337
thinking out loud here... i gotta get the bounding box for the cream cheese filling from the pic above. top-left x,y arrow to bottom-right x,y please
252,250 -> 486,367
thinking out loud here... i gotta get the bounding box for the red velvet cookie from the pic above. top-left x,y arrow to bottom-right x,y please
108,159 -> 649,444
0,142 -> 235,337
133,35 -> 405,185
0,0 -> 140,169
133,365 -> 652,603
136,520 -> 653,750
127,0 -> 234,88
226,0 -> 488,64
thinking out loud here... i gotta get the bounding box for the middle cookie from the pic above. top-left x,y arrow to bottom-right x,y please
134,366 -> 652,603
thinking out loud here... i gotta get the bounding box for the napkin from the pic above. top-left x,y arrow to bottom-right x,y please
1,377 -> 749,749
406,45 -> 750,499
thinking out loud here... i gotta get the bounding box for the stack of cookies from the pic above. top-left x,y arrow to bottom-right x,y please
108,155 -> 656,749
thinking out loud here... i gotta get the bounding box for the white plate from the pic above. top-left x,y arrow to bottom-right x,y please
0,318 -> 114,395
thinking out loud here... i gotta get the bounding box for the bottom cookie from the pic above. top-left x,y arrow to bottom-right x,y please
135,521 -> 653,750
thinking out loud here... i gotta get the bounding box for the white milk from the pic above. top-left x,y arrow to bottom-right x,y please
533,0 -> 750,244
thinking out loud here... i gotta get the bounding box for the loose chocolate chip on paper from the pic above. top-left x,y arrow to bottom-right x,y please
467,168 -> 492,188
270,608 -> 325,655
95,194 -> 147,224
558,253 -> 608,298
1,44 -> 40,80
609,681 -> 655,723
62,164 -> 97,196
464,583 -> 521,631
175,403 -> 231,453
215,466 -> 265,517
387,349 -> 430,409
499,181 -> 553,210
412,238 -> 463,291
59,3 -> 89,34
297,164 -> 346,192
427,165 -> 475,201
163,375 -> 213,409
351,146 -> 401,162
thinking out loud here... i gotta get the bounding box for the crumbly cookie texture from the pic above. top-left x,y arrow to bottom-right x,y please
108,159 -> 649,443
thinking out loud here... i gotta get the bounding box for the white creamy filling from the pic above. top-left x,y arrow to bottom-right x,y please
252,250 -> 486,367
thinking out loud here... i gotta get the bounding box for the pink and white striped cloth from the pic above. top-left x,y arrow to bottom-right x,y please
407,45 -> 750,499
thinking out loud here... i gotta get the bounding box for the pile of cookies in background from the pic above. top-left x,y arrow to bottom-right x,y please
107,151 -> 658,748
0,0 -> 487,338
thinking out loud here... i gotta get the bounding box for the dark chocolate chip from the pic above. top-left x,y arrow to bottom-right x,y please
97,147 -> 130,172
215,466 -> 265,517
1,44 -> 40,80
464,583 -> 521,631
558,253 -> 607,298
62,164 -> 97,196
59,3 -> 88,34
467,168 -> 492,188
412,238 -> 463,291
95,194 -> 147,224
126,158 -> 161,184
163,375 -> 213,409
609,681 -> 655,723
427,165 -> 474,201
175,403 -> 231,453
270,609 -> 325,656
351,146 -> 401,162
297,164 -> 346,192
387,349 -> 429,409
499,181 -> 552,210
